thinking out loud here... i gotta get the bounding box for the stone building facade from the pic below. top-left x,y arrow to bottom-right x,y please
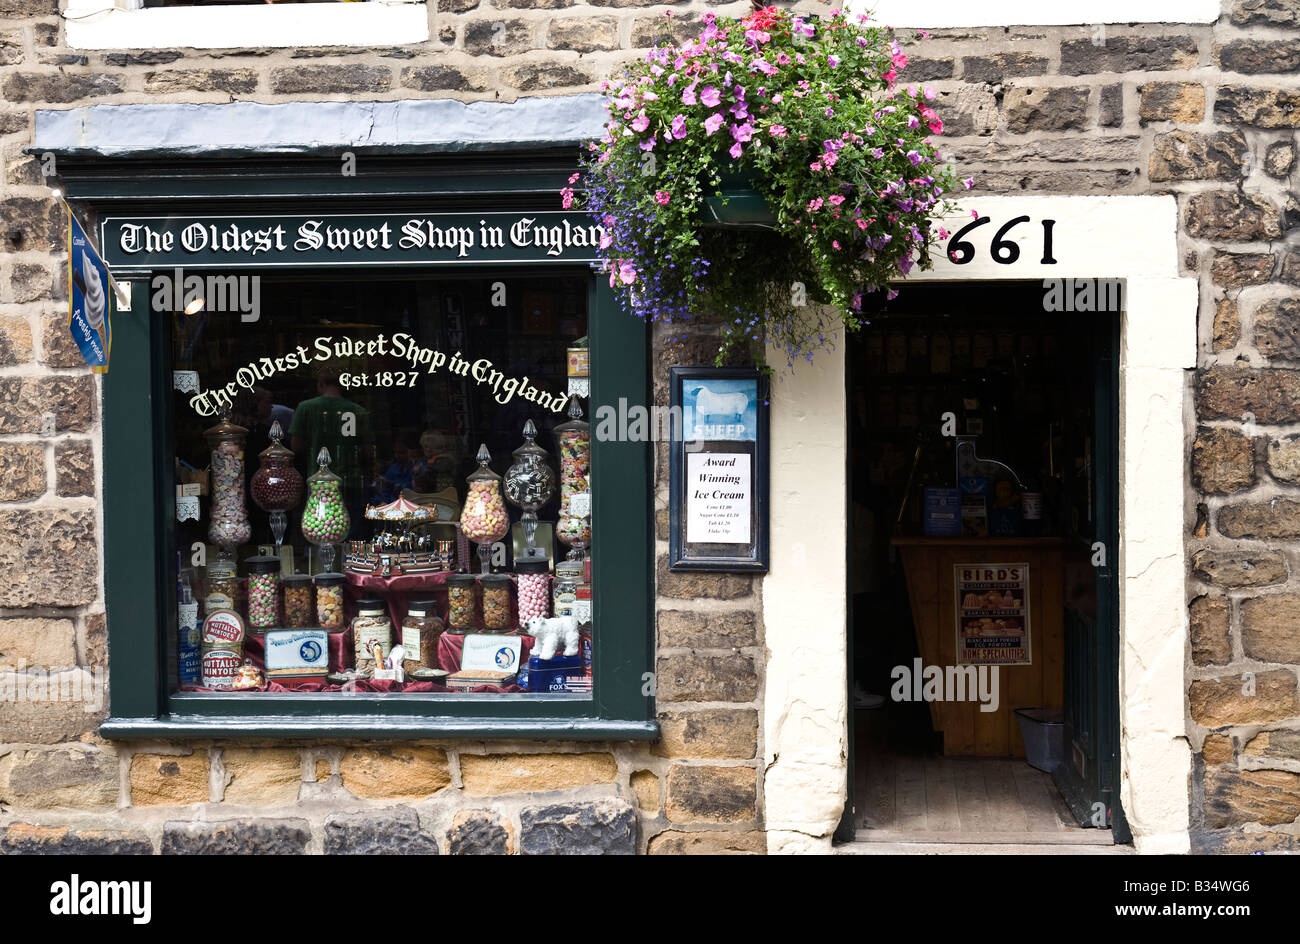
0,0 -> 1296,854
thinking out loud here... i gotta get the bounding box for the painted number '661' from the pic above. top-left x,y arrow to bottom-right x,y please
944,216 -> 1058,266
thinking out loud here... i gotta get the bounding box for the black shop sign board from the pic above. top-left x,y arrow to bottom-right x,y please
668,367 -> 769,573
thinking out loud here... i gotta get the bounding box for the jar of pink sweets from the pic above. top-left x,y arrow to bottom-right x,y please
245,555 -> 281,630
514,558 -> 550,628
460,443 -> 509,574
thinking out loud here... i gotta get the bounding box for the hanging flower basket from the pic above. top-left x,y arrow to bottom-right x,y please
566,6 -> 971,370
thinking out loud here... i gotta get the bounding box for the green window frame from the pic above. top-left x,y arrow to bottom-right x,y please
67,153 -> 656,740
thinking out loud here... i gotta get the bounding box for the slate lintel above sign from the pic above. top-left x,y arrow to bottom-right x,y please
99,211 -> 605,269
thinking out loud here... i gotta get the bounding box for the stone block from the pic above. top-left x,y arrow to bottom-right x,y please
631,769 -> 660,814
162,818 -> 311,855
503,62 -> 593,92
1210,251 -> 1275,287
324,807 -> 440,854
0,746 -> 117,810
1204,768 -> 1300,827
463,19 -> 534,57
1215,85 -> 1300,128
960,53 -> 1047,83
447,809 -> 511,854
1189,596 -> 1232,667
1149,130 -> 1247,181
1240,594 -> 1300,662
1191,427 -> 1254,494
0,443 -> 45,501
269,65 -> 391,94
648,829 -> 766,854
657,609 -> 757,648
1190,549 -> 1288,588
1189,669 -> 1299,727
339,746 -> 450,800
656,652 -> 758,703
459,752 -> 617,795
1218,39 -> 1300,74
1202,733 -> 1235,765
1184,191 -> 1281,241
654,708 -> 758,759
1003,86 -> 1090,133
1265,139 -> 1296,178
144,69 -> 259,94
656,558 -> 753,600
1196,367 -> 1300,424
0,617 -> 75,666
1,72 -> 122,103
131,751 -> 209,806
1242,728 -> 1300,761
0,824 -> 151,855
221,747 -> 302,805
518,798 -> 636,854
1060,36 -> 1198,75
54,439 -> 94,497
665,764 -> 758,824
1217,498 -> 1300,539
0,510 -> 98,607
1213,297 -> 1240,351
1255,297 -> 1300,361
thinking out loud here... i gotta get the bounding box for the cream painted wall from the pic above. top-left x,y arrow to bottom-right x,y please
762,196 -> 1195,854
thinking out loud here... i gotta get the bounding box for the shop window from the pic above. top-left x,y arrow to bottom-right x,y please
87,170 -> 653,738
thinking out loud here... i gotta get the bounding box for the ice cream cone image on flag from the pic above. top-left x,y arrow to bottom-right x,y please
78,251 -> 107,348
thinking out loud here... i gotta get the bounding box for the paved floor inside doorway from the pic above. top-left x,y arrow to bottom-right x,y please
854,754 -> 1114,846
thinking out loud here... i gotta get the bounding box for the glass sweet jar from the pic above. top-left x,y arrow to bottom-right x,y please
503,419 -> 556,559
250,419 -> 304,552
459,443 -> 508,573
204,415 -> 252,550
302,448 -> 350,573
554,399 -> 591,561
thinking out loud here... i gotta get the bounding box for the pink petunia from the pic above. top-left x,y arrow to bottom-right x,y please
560,187 -> 574,209
700,85 -> 721,107
768,124 -> 787,137
618,261 -> 637,285
731,122 -> 754,142
828,195 -> 845,206
704,113 -> 724,135
682,81 -> 698,106
631,112 -> 650,132
671,114 -> 688,139
807,198 -> 824,211
729,141 -> 744,159
655,190 -> 671,205
882,68 -> 898,84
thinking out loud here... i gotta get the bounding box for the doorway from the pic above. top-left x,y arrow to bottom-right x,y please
842,281 -> 1127,845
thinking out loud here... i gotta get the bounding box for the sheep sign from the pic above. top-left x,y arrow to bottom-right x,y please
669,368 -> 769,573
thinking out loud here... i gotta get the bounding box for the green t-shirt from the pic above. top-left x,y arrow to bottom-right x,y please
290,394 -> 372,488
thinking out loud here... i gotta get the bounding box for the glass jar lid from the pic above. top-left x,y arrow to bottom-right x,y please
355,598 -> 386,615
447,574 -> 478,588
514,558 -> 549,574
406,599 -> 439,618
313,571 -> 345,586
258,419 -> 296,462
554,397 -> 589,436
245,555 -> 280,575
465,443 -> 501,485
281,574 -> 312,586
479,573 -> 511,586
307,446 -> 342,485
203,414 -> 248,448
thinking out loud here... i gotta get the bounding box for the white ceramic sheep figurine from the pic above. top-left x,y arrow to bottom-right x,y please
525,615 -> 581,661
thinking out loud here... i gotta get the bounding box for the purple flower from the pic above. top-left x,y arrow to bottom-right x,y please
671,114 -> 688,139
827,54 -> 840,68
631,112 -> 650,132
704,113 -> 724,135
729,141 -> 744,159
701,85 -> 721,107
682,81 -> 698,106
731,122 -> 754,143
907,150 -> 923,165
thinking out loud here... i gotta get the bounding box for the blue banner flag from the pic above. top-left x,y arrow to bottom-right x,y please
67,208 -> 112,373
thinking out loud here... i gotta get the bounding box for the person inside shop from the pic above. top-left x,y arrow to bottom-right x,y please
290,369 -> 374,528
417,427 -> 460,494
375,434 -> 418,504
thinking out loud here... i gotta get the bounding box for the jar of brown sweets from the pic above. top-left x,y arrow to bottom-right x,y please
314,572 -> 346,630
401,599 -> 444,673
480,574 -> 512,633
282,574 -> 313,629
446,574 -> 478,634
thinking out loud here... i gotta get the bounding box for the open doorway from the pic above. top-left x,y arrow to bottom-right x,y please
844,280 -> 1127,845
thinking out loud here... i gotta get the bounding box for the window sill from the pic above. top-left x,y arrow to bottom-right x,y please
101,714 -> 660,740
65,1 -> 429,51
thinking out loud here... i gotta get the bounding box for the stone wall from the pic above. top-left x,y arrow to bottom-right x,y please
1,0 -> 1298,852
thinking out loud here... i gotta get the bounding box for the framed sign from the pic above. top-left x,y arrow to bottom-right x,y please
669,367 -> 769,573
955,562 -> 1031,665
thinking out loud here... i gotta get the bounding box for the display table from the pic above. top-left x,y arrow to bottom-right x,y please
890,537 -> 1066,757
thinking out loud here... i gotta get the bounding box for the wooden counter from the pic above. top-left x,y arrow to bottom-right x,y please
891,537 -> 1065,757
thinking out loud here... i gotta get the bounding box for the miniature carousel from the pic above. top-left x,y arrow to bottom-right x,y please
343,496 -> 457,577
